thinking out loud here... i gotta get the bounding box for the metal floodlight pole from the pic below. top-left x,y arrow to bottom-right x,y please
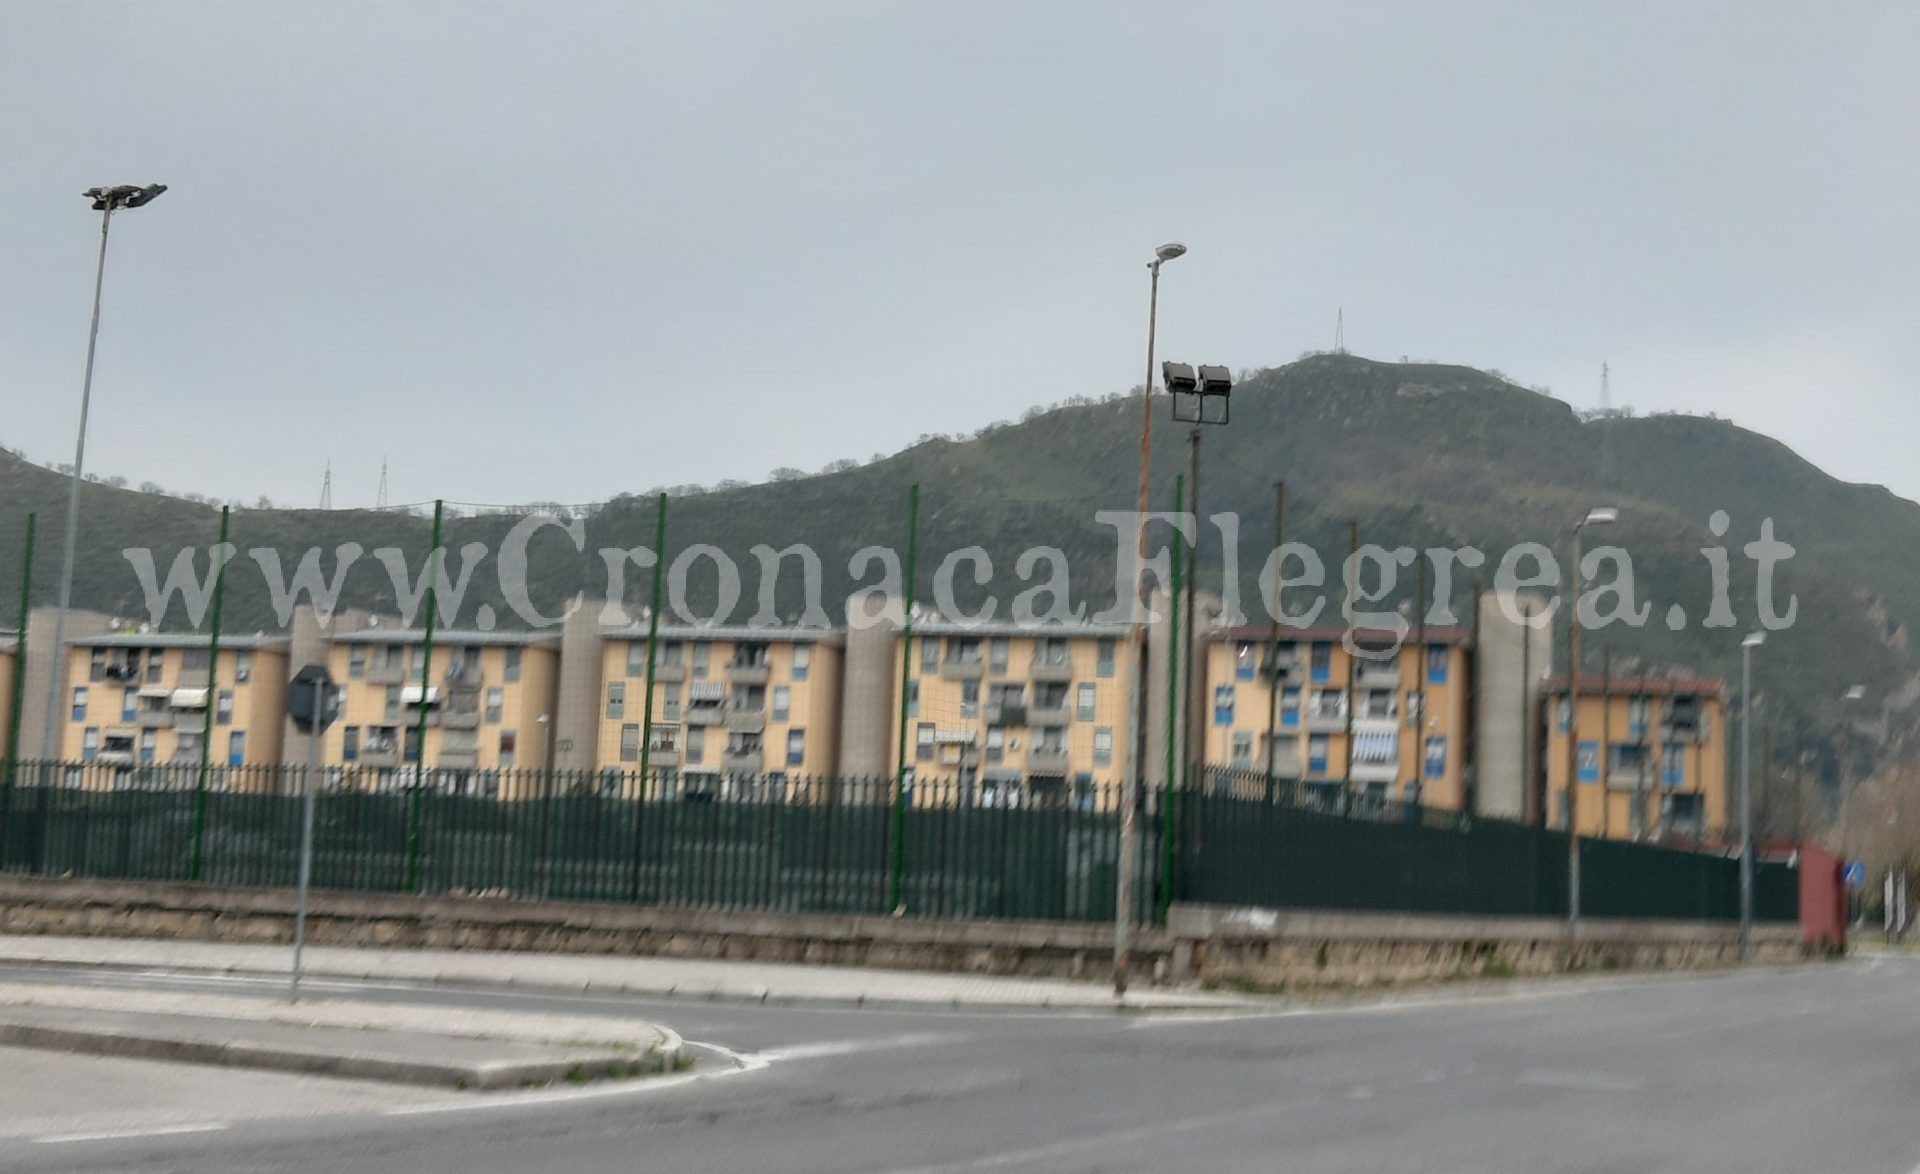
1118,241 -> 1184,999
1740,631 -> 1764,960
41,184 -> 166,763
403,500 -> 445,893
629,493 -> 668,902
889,483 -> 921,914
1264,484 -> 1284,799
188,505 -> 231,882
1181,426 -> 1199,794
1160,475 -> 1184,923
291,674 -> 322,1003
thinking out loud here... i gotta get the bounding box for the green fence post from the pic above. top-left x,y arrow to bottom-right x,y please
189,506 -> 231,882
629,492 -> 667,903
1,512 -> 35,869
404,500 -> 444,893
1158,475 -> 1184,924
888,483 -> 920,914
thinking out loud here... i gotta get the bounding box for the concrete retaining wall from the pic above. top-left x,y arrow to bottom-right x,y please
0,877 -> 1807,990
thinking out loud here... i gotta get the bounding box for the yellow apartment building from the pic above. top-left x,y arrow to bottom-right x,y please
869,621 -> 1138,808
1542,674 -> 1727,842
321,628 -> 559,796
56,633 -> 289,788
1199,627 -> 1474,809
0,640 -> 15,758
590,626 -> 843,799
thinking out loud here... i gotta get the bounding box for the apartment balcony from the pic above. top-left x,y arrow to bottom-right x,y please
173,710 -> 208,731
684,705 -> 725,727
442,662 -> 483,688
136,709 -> 173,730
722,747 -> 764,773
437,749 -> 479,770
174,668 -> 211,690
1305,707 -> 1348,732
645,746 -> 680,767
1028,703 -> 1071,727
724,708 -> 766,733
439,707 -> 480,730
938,659 -> 985,681
1261,748 -> 1304,777
359,747 -> 400,768
727,661 -> 770,685
1355,661 -> 1401,688
986,702 -> 1028,728
366,663 -> 409,685
1348,758 -> 1399,784
1028,656 -> 1074,683
1027,744 -> 1072,773
646,661 -> 685,683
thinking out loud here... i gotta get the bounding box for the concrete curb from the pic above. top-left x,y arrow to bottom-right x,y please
0,1015 -> 686,1091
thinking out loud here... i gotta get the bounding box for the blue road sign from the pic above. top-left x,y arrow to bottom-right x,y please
1844,860 -> 1867,887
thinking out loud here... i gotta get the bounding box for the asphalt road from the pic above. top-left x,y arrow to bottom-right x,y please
2,956 -> 1918,1173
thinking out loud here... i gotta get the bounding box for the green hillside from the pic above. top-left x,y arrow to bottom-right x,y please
0,353 -> 1905,788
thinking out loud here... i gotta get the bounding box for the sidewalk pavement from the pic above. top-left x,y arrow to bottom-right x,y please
0,977 -> 682,1090
0,934 -> 1247,1010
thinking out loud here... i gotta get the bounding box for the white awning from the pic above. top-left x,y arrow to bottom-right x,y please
1353,730 -> 1398,764
688,683 -> 727,701
401,684 -> 440,705
137,686 -> 172,699
170,688 -> 209,708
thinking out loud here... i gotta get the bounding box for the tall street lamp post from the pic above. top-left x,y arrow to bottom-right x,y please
1565,505 -> 1616,936
1739,630 -> 1765,960
1117,242 -> 1185,999
40,183 -> 168,760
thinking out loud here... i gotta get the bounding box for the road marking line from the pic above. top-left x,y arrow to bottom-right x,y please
34,1122 -> 228,1145
1518,1068 -> 1644,1093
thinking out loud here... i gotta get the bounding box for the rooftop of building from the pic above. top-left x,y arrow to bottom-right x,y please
1543,673 -> 1725,698
1209,624 -> 1473,647
73,632 -> 290,651
331,627 -> 560,648
600,624 -> 844,646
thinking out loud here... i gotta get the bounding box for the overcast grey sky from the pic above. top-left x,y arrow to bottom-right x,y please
3,2 -> 1914,509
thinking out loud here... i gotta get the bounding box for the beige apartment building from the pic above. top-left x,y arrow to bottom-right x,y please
318,627 -> 559,796
573,624 -> 845,798
835,618 -> 1138,808
53,632 -> 290,788
1541,674 -> 1728,842
1198,625 -> 1474,809
0,639 -> 15,759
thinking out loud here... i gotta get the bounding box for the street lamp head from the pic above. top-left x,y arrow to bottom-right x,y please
1581,507 -> 1619,528
1843,685 -> 1866,702
83,183 -> 167,212
1154,242 -> 1188,263
1742,632 -> 1766,649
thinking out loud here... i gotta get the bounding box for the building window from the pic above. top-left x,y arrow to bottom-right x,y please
1232,731 -> 1254,766
771,685 -> 791,722
121,688 -> 137,723
690,643 -> 710,678
385,686 -> 401,721
498,729 -> 517,768
342,727 -> 360,762
1424,735 -> 1446,778
628,641 -> 648,677
216,689 -> 234,726
662,686 -> 681,722
684,725 -> 705,764
607,681 -> 626,719
1663,744 -> 1684,787
1281,686 -> 1301,728
182,648 -> 209,671
787,728 -> 806,766
402,727 -> 423,763
227,731 -> 247,767
1426,643 -> 1447,684
791,644 -> 810,681
146,651 -> 165,682
1310,642 -> 1332,681
961,679 -> 980,719
989,638 -> 1009,673
1556,696 -> 1570,733
920,638 -> 938,672
82,728 -> 99,761
1096,638 -> 1116,678
87,649 -> 106,681
907,680 -> 919,717
234,650 -> 253,683
484,687 -> 503,723
1213,685 -> 1235,727
1628,695 -> 1649,736
138,730 -> 154,765
1076,682 -> 1096,721
71,687 -> 87,722
1236,642 -> 1258,680
987,727 -> 1006,764
503,647 -> 522,683
1093,726 -> 1114,767
620,724 -> 640,763
1576,740 -> 1599,783
348,645 -> 366,679
916,722 -> 936,762
1307,734 -> 1329,774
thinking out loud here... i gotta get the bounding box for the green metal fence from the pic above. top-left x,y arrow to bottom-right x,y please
0,761 -> 1798,926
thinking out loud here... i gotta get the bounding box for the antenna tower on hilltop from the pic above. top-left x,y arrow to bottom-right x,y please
377,458 -> 389,509
1334,307 -> 1346,353
319,462 -> 332,509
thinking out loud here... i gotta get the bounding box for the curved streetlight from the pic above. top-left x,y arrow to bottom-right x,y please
1118,241 -> 1188,999
1565,505 -> 1617,936
41,184 -> 168,761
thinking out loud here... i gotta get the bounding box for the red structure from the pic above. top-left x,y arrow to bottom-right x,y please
1767,842 -> 1845,952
